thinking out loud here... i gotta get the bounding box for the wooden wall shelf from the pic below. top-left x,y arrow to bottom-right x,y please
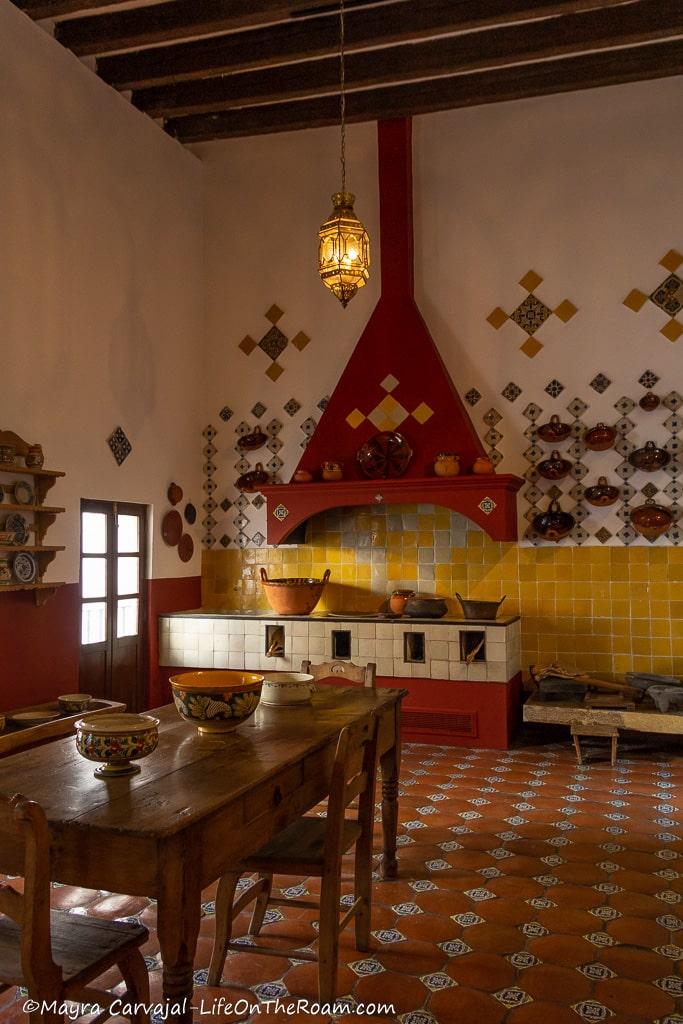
0,430 -> 66,604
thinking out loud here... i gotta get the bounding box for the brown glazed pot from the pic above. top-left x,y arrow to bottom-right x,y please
583,422 -> 617,451
630,499 -> 673,541
639,392 -> 661,411
537,450 -> 572,480
537,415 -> 572,443
533,499 -> 575,541
584,476 -> 620,507
260,568 -> 331,615
629,441 -> 671,472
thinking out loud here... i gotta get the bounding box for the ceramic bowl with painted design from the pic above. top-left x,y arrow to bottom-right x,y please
169,670 -> 263,733
75,712 -> 159,778
260,672 -> 315,707
58,692 -> 92,714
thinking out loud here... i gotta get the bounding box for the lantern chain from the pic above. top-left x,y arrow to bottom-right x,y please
339,0 -> 346,195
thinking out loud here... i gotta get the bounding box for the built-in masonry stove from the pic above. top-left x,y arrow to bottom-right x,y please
260,118 -> 522,545
159,608 -> 522,749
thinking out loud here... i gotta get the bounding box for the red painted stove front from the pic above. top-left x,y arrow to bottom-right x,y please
314,673 -> 524,750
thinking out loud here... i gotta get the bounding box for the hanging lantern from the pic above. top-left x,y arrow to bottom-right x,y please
317,0 -> 370,307
318,191 -> 371,308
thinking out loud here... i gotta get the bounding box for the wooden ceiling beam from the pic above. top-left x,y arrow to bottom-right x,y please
134,1 -> 681,119
12,0 -> 131,19
165,39 -> 683,143
55,0 -> 399,56
98,0 -> 633,90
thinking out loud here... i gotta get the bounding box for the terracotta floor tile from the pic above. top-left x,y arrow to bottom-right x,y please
397,912 -> 460,943
445,951 -> 516,991
487,876 -> 543,899
606,914 -> 669,947
375,938 -> 447,975
615,869 -> 663,895
464,923 -> 526,955
481,898 -> 535,927
543,885 -> 603,910
505,1001 -> 584,1024
355,970 -> 427,1014
527,933 -> 594,967
428,984 -> 506,1023
536,907 -> 598,935
553,862 -> 606,885
283,963 -> 356,1000
520,963 -> 591,1003
599,945 -> 674,982
594,977 -> 676,1018
610,890 -> 666,919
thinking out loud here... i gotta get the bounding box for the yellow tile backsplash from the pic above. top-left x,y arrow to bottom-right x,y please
202,505 -> 683,680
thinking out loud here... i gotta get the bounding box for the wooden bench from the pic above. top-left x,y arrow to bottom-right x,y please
570,722 -> 619,766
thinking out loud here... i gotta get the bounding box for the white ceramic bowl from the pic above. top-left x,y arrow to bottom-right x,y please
260,672 -> 315,707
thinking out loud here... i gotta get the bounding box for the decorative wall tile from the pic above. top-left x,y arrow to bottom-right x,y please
201,424 -> 218,548
545,379 -> 565,398
251,401 -> 267,419
219,405 -> 234,422
317,395 -> 330,411
238,305 -> 314,379
590,373 -> 611,394
624,250 -> 683,343
502,382 -> 522,403
639,369 -> 660,388
464,388 -> 482,406
284,398 -> 301,417
107,426 -> 132,465
487,270 -> 578,357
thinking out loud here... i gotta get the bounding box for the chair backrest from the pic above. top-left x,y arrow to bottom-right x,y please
302,660 -> 376,688
0,793 -> 61,993
323,713 -> 378,867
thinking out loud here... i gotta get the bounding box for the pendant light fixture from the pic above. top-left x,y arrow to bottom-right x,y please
317,0 -> 370,308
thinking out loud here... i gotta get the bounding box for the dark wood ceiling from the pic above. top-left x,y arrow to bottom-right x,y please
12,0 -> 683,144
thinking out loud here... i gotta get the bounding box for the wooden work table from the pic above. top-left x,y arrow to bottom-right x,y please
0,686 -> 405,1022
524,692 -> 683,735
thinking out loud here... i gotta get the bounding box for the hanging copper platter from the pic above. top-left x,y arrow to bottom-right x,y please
178,533 -> 194,563
356,432 -> 413,479
162,510 -> 183,546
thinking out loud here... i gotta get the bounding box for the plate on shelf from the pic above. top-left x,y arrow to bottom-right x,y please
5,514 -> 29,545
356,431 -> 413,479
13,481 -> 34,505
13,551 -> 37,584
10,710 -> 60,726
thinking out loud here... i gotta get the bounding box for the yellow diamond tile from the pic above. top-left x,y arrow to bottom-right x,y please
554,299 -> 578,323
623,288 -> 648,312
381,374 -> 400,392
519,270 -> 543,292
661,318 -> 683,343
291,330 -> 311,351
412,402 -> 434,425
346,408 -> 366,429
660,249 -> 683,274
520,336 -> 544,358
239,335 -> 257,355
265,361 -> 284,381
265,303 -> 284,324
487,307 -> 508,330
368,394 -> 408,430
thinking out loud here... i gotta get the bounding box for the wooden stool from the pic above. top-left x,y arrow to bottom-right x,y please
571,722 -> 619,766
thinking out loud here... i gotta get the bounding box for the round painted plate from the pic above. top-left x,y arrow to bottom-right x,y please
162,509 -> 183,546
178,533 -> 194,563
13,481 -> 34,505
167,482 -> 183,506
11,710 -> 60,725
184,503 -> 197,525
13,551 -> 37,584
5,514 -> 29,545
356,431 -> 413,479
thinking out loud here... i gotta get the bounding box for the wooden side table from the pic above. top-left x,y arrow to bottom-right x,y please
0,699 -> 125,758
571,722 -> 619,766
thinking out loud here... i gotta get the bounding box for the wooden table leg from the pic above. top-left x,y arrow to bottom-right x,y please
380,742 -> 400,879
156,840 -> 202,1024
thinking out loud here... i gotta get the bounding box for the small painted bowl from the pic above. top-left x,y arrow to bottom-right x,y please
75,713 -> 159,778
261,672 -> 315,707
170,670 -> 263,734
58,692 -> 92,714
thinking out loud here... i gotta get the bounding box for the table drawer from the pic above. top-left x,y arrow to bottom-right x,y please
244,763 -> 304,822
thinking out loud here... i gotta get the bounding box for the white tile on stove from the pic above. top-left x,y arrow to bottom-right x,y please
160,617 -> 170,633
291,620 -> 308,636
305,654 -> 324,666
393,639 -> 405,659
229,634 -> 244,652
376,638 -> 393,659
449,662 -> 466,680
197,634 -> 213,652
376,623 -> 393,639
486,626 -> 507,642
430,660 -> 449,679
308,621 -> 325,637
487,663 -> 508,682
213,652 -> 230,669
213,619 -> 229,635
412,662 -> 429,677
245,634 -> 262,654
228,618 -> 245,633
244,653 -> 261,670
393,661 -> 411,677
358,639 -> 376,657
195,618 -> 213,634
467,663 -> 487,681
228,653 -> 244,670
214,634 -> 230,652
292,636 -> 309,655
376,658 -> 393,676
182,633 -> 198,650
429,641 -> 449,661
244,620 -> 261,636
357,623 -> 376,639
308,636 -> 325,656
448,641 -> 461,661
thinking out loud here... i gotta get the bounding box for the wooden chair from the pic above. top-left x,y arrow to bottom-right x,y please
208,713 -> 379,1002
302,659 -> 376,687
0,793 -> 150,1024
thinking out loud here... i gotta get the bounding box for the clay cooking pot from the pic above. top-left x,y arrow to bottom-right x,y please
537,415 -> 572,443
533,499 -> 575,541
583,422 -> 617,451
584,476 -> 620,507
629,499 -> 673,541
537,450 -> 572,480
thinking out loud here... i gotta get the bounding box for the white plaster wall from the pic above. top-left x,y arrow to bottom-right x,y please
0,0 -> 204,581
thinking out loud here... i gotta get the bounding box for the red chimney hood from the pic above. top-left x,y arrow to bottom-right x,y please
261,119 -> 522,544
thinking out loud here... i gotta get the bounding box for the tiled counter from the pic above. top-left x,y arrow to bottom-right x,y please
159,611 -> 522,748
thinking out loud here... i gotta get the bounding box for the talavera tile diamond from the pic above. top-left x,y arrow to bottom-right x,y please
317,395 -> 329,411
258,325 -> 288,361
219,406 -> 233,422
523,402 -> 542,421
483,408 -> 503,427
502,382 -> 522,403
284,398 -> 301,417
545,379 -> 565,398
590,373 -> 612,394
509,293 -> 552,335
464,388 -> 481,407
639,369 -> 660,388
251,401 -> 267,419
107,426 -> 132,465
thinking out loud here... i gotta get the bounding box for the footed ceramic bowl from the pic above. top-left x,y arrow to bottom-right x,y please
169,670 -> 263,733
58,692 -> 92,714
75,713 -> 159,778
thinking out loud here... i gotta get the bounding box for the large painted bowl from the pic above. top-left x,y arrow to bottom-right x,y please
75,712 -> 159,778
169,670 -> 264,734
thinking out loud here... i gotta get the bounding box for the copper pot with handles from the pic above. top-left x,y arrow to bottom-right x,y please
630,499 -> 673,541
